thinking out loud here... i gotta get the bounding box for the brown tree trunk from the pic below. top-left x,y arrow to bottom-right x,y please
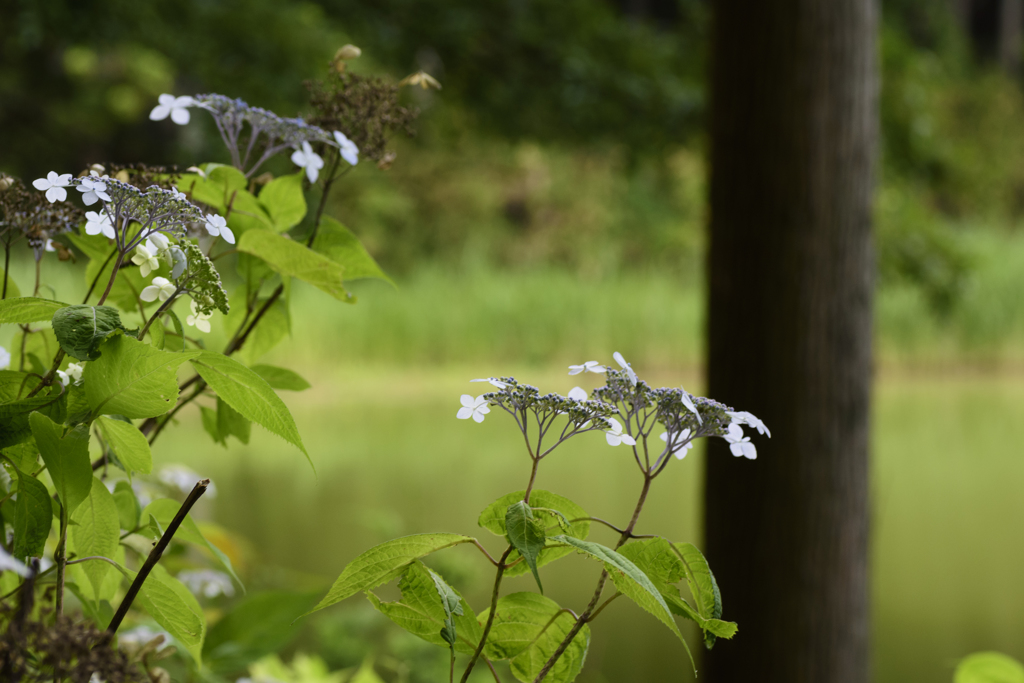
703,1 -> 877,682
999,0 -> 1023,75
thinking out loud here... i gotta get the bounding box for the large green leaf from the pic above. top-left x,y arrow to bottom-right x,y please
618,539 -> 736,647
0,297 -> 67,324
181,167 -> 273,235
250,364 -> 310,391
134,564 -> 206,664
12,466 -> 53,560
955,652 -> 1024,683
70,477 -> 120,599
479,490 -> 590,578
142,498 -> 243,591
189,352 -> 306,460
366,561 -> 482,656
29,413 -> 91,515
203,590 -> 320,675
314,216 -> 393,285
307,533 -> 476,615
217,398 -> 251,445
231,298 -> 289,365
258,172 -> 307,231
237,229 -> 353,302
84,335 -> 199,419
51,305 -> 125,361
477,592 -> 590,683
549,535 -> 693,670
111,480 -> 140,531
1,392 -> 63,449
2,441 -> 39,475
95,416 -> 152,479
505,501 -> 546,592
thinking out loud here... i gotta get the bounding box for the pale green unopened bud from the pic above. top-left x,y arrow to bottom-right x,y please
0,176 -> 13,191
335,44 -> 361,61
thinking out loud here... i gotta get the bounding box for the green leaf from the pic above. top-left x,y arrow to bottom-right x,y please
479,490 -> 590,578
673,542 -> 730,646
164,309 -> 186,352
201,406 -> 224,446
314,216 -> 393,285
0,297 -> 67,324
366,561 -> 481,655
84,335 -> 199,419
203,589 -> 320,675
141,498 -> 243,592
66,232 -> 149,312
189,352 -> 307,460
306,533 -> 476,616
259,172 -> 307,231
70,477 -> 120,599
237,230 -> 353,303
250,364 -> 311,391
233,298 -> 289,365
477,592 -> 590,683
134,564 -> 206,664
1,268 -> 22,298
95,416 -> 152,480
505,501 -> 546,592
12,466 -> 53,560
30,414 -> 92,515
149,317 -> 166,349
1,441 -> 40,473
955,653 -> 1024,683
1,392 -> 62,449
550,535 -> 694,671
51,305 -> 126,361
111,480 -> 140,531
349,659 -> 387,683
217,397 -> 251,445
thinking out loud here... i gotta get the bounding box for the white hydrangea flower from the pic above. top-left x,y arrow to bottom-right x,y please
567,386 -> 588,402
178,569 -> 235,599
470,378 -> 508,389
660,428 -> 694,460
680,388 -> 702,425
145,231 -> 170,254
45,239 -> 56,252
131,244 -> 160,277
613,351 -> 637,386
604,418 -> 636,447
333,130 -> 359,166
0,346 -> 10,370
291,141 -> 324,183
728,410 -> 771,437
32,171 -> 72,203
84,211 -> 115,239
568,360 -> 606,375
724,422 -> 756,459
186,300 -> 212,333
57,362 -> 85,387
170,186 -> 186,200
141,277 -> 176,303
457,394 -> 490,423
203,214 -> 235,244
77,177 -> 111,206
149,94 -> 195,125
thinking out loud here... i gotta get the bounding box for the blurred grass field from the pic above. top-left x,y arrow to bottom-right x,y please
4,230 -> 1024,681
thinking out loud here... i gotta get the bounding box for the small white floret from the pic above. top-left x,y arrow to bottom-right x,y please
568,360 -> 606,375
457,394 -> 491,423
32,171 -> 72,203
291,141 -> 324,183
333,131 -> 360,166
150,94 -> 194,125
613,351 -> 637,386
604,417 -> 636,447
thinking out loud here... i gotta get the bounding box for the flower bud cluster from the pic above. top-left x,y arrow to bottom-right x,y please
177,240 -> 230,316
483,377 -> 619,429
650,388 -> 734,439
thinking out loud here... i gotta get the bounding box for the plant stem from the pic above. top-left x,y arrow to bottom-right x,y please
147,383 -> 205,445
96,252 -> 125,307
138,287 -> 184,340
104,479 -> 210,637
523,457 -> 540,502
531,476 -> 654,683
54,504 -> 68,617
2,239 -> 10,299
460,546 -> 514,683
25,350 -> 65,398
82,249 -> 118,303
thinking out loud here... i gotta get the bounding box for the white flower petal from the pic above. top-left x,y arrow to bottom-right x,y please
457,407 -> 474,420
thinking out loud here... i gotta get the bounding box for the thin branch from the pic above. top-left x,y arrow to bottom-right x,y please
460,546 -> 514,683
104,479 -> 210,637
586,592 -> 622,623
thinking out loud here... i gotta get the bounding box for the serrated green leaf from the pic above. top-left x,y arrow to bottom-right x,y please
427,566 -> 464,647
189,352 -> 307,461
12,466 -> 53,560
84,335 -> 199,419
366,561 -> 481,655
1,392 -> 62,449
51,305 -> 125,361
550,535 -> 693,671
237,230 -> 353,302
30,413 -> 91,515
217,397 -> 251,445
203,589 -> 320,674
673,541 -> 731,646
955,652 -> 1024,683
164,309 -> 186,352
70,477 -> 120,598
479,490 -> 590,578
142,498 -> 243,592
314,216 -> 393,285
505,501 -> 546,592
135,564 -> 206,664
259,172 -> 307,231
307,533 -> 476,616
1,441 -> 39,473
250,364 -> 310,391
477,592 -> 589,683
111,480 -> 140,531
95,416 -> 152,480
0,297 -> 68,324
